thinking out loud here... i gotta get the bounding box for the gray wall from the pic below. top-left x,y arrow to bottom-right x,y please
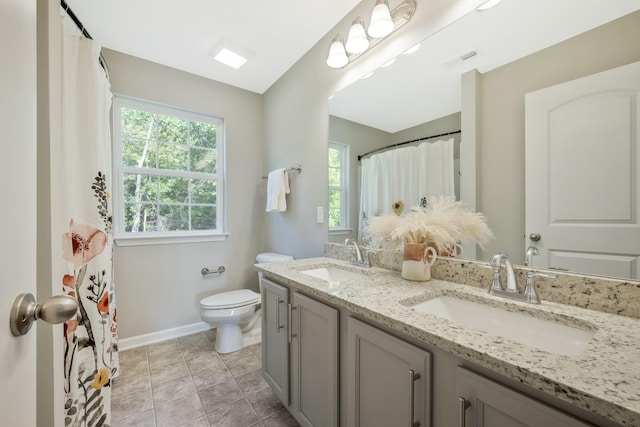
263,0 -> 485,258
475,10 -> 640,262
103,50 -> 265,339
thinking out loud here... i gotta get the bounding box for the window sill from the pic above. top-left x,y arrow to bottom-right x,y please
115,232 -> 229,247
329,228 -> 353,236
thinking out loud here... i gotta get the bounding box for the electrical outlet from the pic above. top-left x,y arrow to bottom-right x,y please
316,207 -> 324,224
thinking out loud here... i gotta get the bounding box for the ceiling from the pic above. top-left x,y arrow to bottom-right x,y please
64,0 -> 361,94
64,0 -> 640,112
329,0 -> 640,133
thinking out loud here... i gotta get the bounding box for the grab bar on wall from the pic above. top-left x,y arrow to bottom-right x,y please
201,266 -> 226,276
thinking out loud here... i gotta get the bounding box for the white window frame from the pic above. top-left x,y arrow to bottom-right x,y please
112,95 -> 227,246
328,141 -> 350,234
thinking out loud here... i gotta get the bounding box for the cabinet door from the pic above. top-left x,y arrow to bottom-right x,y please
261,278 -> 290,405
457,368 -> 592,427
346,317 -> 432,427
290,292 -> 339,427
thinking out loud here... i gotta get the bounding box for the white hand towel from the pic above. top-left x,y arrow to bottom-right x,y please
266,168 -> 290,212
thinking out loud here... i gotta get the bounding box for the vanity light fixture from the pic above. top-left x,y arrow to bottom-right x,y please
210,40 -> 253,69
345,17 -> 370,54
326,0 -> 416,69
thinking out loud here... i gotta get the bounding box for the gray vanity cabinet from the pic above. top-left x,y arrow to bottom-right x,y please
290,292 -> 339,427
346,317 -> 432,427
260,277 -> 339,427
457,368 -> 592,427
261,278 -> 289,404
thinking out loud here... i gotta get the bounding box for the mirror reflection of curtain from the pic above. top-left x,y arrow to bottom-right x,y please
359,138 -> 455,240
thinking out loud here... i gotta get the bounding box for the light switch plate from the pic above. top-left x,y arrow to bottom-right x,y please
316,206 -> 324,224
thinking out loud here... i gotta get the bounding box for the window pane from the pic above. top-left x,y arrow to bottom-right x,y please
122,108 -> 156,139
191,180 -> 216,204
328,166 -> 340,186
123,173 -> 157,203
191,205 -> 216,230
159,204 -> 189,231
158,142 -> 189,171
190,148 -> 217,173
159,176 -> 189,203
156,114 -> 188,144
190,122 -> 217,149
329,189 -> 342,209
122,137 -> 157,168
328,147 -> 341,167
124,203 -> 158,232
329,208 -> 341,228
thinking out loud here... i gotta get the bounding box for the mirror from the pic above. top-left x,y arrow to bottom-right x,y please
328,0 -> 640,279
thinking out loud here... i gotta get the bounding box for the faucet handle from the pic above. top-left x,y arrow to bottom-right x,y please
523,271 -> 557,304
482,264 -> 503,293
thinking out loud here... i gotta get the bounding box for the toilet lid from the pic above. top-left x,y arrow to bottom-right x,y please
200,289 -> 260,309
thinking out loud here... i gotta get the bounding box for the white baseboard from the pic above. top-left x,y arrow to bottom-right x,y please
118,322 -> 211,351
118,321 -> 262,351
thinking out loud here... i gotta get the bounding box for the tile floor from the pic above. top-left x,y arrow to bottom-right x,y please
112,330 -> 300,427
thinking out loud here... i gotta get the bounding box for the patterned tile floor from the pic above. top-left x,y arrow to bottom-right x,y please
112,331 -> 300,427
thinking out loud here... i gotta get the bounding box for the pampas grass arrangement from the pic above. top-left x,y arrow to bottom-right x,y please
364,195 -> 493,253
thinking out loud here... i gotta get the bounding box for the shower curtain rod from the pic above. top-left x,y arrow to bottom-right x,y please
357,130 -> 461,161
60,0 -> 109,76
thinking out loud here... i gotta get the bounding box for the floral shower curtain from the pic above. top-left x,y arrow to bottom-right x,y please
53,15 -> 119,427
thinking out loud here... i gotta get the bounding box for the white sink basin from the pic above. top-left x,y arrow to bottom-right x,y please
410,295 -> 595,356
300,266 -> 363,282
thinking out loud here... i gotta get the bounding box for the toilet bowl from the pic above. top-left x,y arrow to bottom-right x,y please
200,252 -> 293,354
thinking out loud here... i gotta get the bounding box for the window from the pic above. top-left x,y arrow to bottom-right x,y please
328,142 -> 349,231
112,96 -> 226,245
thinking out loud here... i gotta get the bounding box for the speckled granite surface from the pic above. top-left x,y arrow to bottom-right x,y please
325,243 -> 640,319
256,255 -> 640,426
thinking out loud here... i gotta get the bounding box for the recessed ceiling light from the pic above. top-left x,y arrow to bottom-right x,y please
361,71 -> 374,80
476,0 -> 503,11
210,40 -> 253,69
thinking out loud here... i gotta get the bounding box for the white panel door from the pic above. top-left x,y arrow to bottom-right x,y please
525,61 -> 640,278
0,0 -> 37,425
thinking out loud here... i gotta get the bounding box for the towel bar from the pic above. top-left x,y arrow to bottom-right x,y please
262,165 -> 302,179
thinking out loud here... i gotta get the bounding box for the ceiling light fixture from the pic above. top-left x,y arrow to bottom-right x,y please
210,40 -> 253,69
476,0 -> 503,11
345,17 -> 370,54
326,0 -> 416,69
403,43 -> 420,55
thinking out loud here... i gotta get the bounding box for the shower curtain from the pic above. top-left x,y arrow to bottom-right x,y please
53,15 -> 119,427
359,138 -> 455,240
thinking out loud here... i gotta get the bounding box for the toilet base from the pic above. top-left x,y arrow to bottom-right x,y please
215,323 -> 244,354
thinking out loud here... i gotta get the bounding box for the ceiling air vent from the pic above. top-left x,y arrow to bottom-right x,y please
460,50 -> 478,61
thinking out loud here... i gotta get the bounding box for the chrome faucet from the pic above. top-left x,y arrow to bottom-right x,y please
486,252 -> 556,304
524,246 -> 539,267
490,253 -> 518,293
344,238 -> 370,267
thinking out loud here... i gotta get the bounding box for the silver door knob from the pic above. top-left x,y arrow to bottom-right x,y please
9,293 -> 78,336
529,233 -> 541,242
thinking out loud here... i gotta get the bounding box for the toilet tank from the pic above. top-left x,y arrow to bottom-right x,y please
256,252 -> 294,287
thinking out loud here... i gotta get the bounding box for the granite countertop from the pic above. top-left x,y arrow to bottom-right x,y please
256,257 -> 640,426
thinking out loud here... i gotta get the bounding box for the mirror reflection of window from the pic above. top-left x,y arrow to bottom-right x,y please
328,142 -> 349,230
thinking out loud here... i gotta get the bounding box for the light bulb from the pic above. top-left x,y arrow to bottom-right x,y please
368,0 -> 394,38
345,18 -> 369,54
327,36 -> 348,68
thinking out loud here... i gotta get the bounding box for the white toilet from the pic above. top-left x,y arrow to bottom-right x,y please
200,252 -> 293,354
